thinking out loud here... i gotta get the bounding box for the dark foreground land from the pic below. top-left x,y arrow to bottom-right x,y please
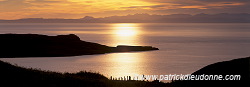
0,60 -> 168,87
0,34 -> 158,58
0,57 -> 249,87
172,57 -> 250,87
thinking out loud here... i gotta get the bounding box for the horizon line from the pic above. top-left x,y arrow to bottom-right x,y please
1,12 -> 250,20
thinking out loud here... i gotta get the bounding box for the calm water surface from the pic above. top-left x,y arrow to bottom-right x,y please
1,23 -> 250,81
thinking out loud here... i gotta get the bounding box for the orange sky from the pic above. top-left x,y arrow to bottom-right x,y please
0,0 -> 249,19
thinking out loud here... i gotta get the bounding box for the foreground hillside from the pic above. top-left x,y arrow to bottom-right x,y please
0,60 -> 107,87
172,57 -> 250,87
1,57 -> 249,87
0,60 -> 169,87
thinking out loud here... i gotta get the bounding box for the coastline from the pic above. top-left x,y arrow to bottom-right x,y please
0,34 -> 158,58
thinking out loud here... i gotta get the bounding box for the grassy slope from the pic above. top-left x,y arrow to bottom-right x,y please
0,60 -> 168,87
0,60 -> 109,87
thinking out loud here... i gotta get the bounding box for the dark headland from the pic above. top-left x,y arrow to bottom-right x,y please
0,34 -> 158,58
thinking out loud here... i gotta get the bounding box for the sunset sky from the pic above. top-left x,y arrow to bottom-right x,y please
0,0 -> 249,19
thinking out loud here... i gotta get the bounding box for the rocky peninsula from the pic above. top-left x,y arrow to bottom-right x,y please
0,34 -> 158,58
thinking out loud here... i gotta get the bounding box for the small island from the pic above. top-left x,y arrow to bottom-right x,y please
0,34 -> 159,58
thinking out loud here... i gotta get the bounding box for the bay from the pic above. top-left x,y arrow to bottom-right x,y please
1,23 -> 250,81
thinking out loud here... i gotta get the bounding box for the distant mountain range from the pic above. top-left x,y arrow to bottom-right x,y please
1,13 -> 250,23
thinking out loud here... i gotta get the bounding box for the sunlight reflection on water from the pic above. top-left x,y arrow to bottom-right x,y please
1,23 -> 250,82
106,23 -> 147,77
104,53 -> 146,78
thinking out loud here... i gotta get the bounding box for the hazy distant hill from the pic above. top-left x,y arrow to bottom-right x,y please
1,13 -> 250,23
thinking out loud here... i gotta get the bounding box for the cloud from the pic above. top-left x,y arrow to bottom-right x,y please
120,5 -> 167,10
199,0 -> 249,2
0,0 -> 156,19
141,0 -> 249,7
26,0 -> 62,3
0,0 -> 32,12
138,0 -> 250,13
0,0 -> 249,19
121,0 -> 249,11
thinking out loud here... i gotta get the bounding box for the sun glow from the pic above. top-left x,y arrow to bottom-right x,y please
113,24 -> 138,37
116,27 -> 137,36
111,23 -> 141,46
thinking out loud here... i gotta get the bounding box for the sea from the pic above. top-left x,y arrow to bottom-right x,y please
0,23 -> 250,81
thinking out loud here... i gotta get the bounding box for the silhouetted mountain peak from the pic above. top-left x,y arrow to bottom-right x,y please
81,16 -> 95,20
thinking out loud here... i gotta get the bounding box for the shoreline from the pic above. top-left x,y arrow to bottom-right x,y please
0,34 -> 158,58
